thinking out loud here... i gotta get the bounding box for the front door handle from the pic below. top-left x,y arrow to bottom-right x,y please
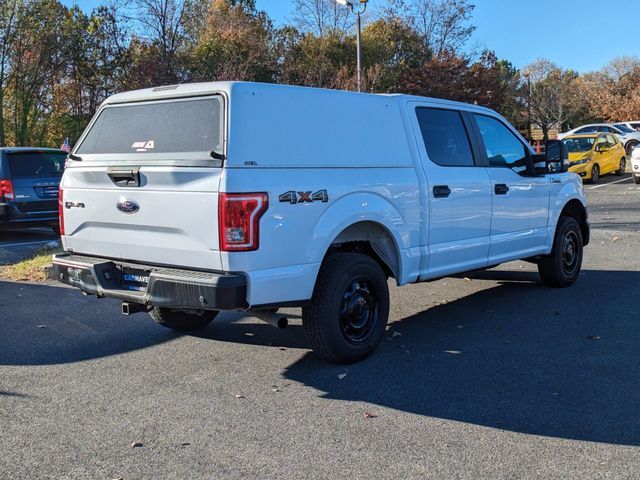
433,185 -> 451,198
495,183 -> 509,195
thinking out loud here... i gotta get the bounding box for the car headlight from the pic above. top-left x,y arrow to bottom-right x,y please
573,156 -> 591,165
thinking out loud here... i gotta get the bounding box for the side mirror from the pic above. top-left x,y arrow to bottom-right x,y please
594,144 -> 604,153
545,140 -> 569,173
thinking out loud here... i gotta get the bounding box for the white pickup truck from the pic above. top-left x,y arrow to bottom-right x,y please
53,82 -> 589,363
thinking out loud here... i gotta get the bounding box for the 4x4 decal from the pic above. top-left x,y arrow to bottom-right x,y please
279,190 -> 328,204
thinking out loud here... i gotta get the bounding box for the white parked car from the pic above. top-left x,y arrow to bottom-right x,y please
632,147 -> 640,184
53,82 -> 590,363
558,123 -> 640,155
614,121 -> 640,132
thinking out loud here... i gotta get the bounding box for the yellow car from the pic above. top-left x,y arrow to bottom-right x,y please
561,133 -> 627,183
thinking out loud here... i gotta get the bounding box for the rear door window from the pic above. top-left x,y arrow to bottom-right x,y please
77,96 -> 223,157
8,151 -> 66,178
415,108 -> 475,167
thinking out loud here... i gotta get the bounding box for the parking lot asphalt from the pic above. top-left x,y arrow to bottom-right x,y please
1,173 -> 639,479
0,228 -> 59,265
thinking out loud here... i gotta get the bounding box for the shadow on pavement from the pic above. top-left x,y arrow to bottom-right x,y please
0,280 -> 178,366
280,269 -> 640,446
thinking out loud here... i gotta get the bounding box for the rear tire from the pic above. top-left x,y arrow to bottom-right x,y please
302,253 -> 390,364
616,157 -> 626,176
149,307 -> 218,331
538,216 -> 583,288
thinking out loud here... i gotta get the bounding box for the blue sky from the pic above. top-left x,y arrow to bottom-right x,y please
63,0 -> 635,73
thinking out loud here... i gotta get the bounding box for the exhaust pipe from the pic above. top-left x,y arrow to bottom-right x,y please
122,302 -> 148,316
252,309 -> 288,329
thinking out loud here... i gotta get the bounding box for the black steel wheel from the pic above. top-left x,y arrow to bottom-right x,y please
302,252 -> 389,363
538,216 -> 584,288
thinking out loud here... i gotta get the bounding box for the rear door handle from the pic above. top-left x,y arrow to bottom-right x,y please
107,167 -> 141,187
433,185 -> 451,198
494,183 -> 509,195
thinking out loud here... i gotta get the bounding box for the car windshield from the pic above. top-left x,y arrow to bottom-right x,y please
8,151 -> 66,178
614,124 -> 634,133
76,96 -> 223,157
562,137 -> 595,152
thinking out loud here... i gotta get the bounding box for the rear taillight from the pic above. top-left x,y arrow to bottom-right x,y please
58,188 -> 65,236
218,192 -> 268,251
0,179 -> 14,200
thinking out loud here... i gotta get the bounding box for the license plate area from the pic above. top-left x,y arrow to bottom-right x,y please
119,265 -> 151,292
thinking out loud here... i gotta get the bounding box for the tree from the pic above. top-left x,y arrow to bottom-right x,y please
7,0 -> 67,146
379,0 -> 475,55
189,0 -> 275,82
292,0 -> 351,37
580,56 -> 640,123
0,0 -> 21,146
133,0 -> 189,84
522,59 -> 582,141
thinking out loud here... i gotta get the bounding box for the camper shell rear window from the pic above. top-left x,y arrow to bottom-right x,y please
76,96 -> 224,163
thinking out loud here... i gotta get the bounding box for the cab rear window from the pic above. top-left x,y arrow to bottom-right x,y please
76,96 -> 223,156
8,151 -> 66,178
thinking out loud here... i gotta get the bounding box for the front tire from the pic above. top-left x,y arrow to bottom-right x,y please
616,157 -> 626,176
149,307 -> 218,331
589,164 -> 600,184
634,174 -> 640,185
538,216 -> 583,288
302,253 -> 390,364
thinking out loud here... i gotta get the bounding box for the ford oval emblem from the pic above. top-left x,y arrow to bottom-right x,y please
116,198 -> 140,214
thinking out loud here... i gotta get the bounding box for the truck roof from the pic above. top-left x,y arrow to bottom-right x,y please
102,81 -> 495,115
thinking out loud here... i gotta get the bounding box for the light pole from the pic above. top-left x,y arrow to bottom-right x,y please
336,0 -> 368,92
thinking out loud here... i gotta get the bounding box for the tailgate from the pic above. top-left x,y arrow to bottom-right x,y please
61,166 -> 224,271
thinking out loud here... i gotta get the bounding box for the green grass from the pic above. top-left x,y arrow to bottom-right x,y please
0,246 -> 60,282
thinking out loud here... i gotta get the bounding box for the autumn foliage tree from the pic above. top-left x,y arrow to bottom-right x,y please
0,0 -> 633,147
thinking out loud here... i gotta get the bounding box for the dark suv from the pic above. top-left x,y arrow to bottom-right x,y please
0,147 -> 66,232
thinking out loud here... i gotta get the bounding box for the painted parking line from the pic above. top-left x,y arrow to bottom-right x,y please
0,239 -> 57,249
589,177 -> 632,189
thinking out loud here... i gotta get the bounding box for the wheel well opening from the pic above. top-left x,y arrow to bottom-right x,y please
327,222 -> 400,282
560,199 -> 589,246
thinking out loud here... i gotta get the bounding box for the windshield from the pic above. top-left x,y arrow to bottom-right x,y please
76,96 -> 223,156
8,151 -> 66,178
562,137 -> 595,153
614,124 -> 634,133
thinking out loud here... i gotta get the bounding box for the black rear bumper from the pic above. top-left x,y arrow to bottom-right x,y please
52,254 -> 247,310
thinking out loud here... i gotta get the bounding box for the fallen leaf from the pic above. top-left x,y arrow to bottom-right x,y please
272,388 -> 281,393
392,331 -> 402,338
363,412 -> 377,419
131,441 -> 143,448
587,336 -> 601,340
463,277 -> 471,282
338,373 -> 347,380
37,325 -> 46,329
181,442 -> 191,446
235,394 -> 245,399
444,350 -> 462,355
612,237 -> 619,242
279,347 -> 287,351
